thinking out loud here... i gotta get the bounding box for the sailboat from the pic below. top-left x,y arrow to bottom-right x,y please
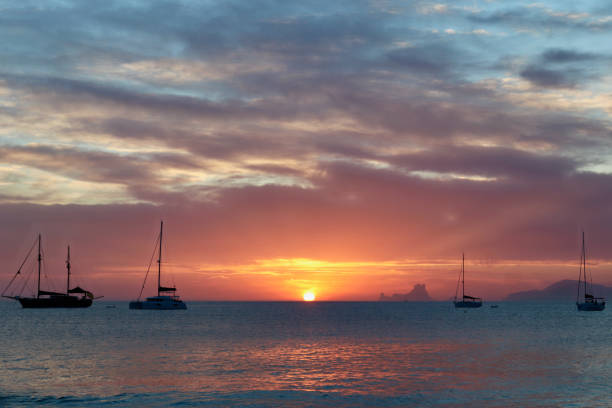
454,253 -> 482,308
129,221 -> 187,310
2,235 -> 95,308
576,231 -> 605,311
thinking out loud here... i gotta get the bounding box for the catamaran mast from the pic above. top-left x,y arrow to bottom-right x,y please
158,221 -> 163,296
37,234 -> 41,299
66,245 -> 71,294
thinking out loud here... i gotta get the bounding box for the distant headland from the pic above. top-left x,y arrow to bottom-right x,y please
379,283 -> 433,301
505,279 -> 612,301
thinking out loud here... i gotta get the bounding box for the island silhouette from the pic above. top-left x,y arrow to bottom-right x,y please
379,283 -> 433,301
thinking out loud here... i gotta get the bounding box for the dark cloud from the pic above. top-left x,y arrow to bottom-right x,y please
6,67 -> 610,166
468,8 -> 531,25
468,6 -> 612,31
9,75 -> 292,121
541,48 -> 601,63
243,14 -> 387,59
390,146 -> 578,180
95,117 -> 311,161
519,65 -> 578,88
519,46 -> 604,88
517,48 -> 606,88
386,45 -> 454,74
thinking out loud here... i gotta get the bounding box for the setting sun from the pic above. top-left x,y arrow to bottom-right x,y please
303,291 -> 316,301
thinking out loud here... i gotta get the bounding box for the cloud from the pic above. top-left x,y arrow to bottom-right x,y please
385,43 -> 461,75
467,5 -> 610,30
417,4 -> 449,15
2,146 -> 612,299
541,48 -> 601,63
2,159 -> 612,276
518,47 -> 606,88
2,0 -> 612,299
519,65 -> 577,88
389,145 -> 578,180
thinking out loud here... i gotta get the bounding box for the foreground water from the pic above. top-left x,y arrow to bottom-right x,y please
0,301 -> 610,407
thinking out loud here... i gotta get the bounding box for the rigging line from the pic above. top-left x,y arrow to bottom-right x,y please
1,237 -> 37,296
18,261 -> 35,297
41,246 -> 49,282
1,273 -> 21,297
2,271 -> 23,297
585,241 -> 595,296
454,262 -> 461,302
137,233 -> 160,301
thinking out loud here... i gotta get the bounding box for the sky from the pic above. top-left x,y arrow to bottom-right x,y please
2,0 -> 612,301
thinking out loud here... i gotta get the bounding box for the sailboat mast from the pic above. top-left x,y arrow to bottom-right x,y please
583,231 -> 587,298
158,221 -> 163,297
66,245 -> 71,295
462,253 -> 465,299
37,234 -> 41,299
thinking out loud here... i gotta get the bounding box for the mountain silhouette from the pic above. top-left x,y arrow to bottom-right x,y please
505,279 -> 612,301
379,284 -> 433,301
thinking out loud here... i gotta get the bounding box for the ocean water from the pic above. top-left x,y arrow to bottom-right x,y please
0,301 -> 610,407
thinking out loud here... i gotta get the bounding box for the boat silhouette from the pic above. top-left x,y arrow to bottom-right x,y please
453,253 -> 482,308
2,235 -> 95,308
576,231 -> 605,311
129,221 -> 187,310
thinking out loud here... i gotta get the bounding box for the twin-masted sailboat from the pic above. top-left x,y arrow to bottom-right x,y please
2,235 -> 95,308
129,221 -> 187,310
454,253 -> 482,308
576,231 -> 605,311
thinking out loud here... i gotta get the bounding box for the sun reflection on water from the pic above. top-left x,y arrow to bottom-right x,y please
1,301 -> 610,407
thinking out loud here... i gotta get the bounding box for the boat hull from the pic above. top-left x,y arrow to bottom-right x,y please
454,300 -> 483,308
576,301 -> 605,311
17,296 -> 92,308
129,296 -> 187,310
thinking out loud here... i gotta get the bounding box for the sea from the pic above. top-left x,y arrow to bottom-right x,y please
1,301 -> 610,407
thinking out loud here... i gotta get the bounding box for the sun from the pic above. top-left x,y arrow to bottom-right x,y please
303,291 -> 316,301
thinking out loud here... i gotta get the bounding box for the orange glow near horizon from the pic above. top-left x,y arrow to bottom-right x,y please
303,291 -> 316,301
55,256 -> 612,301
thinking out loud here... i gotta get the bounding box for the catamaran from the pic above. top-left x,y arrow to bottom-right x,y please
576,231 -> 605,311
2,235 -> 95,308
129,221 -> 187,310
453,253 -> 482,308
